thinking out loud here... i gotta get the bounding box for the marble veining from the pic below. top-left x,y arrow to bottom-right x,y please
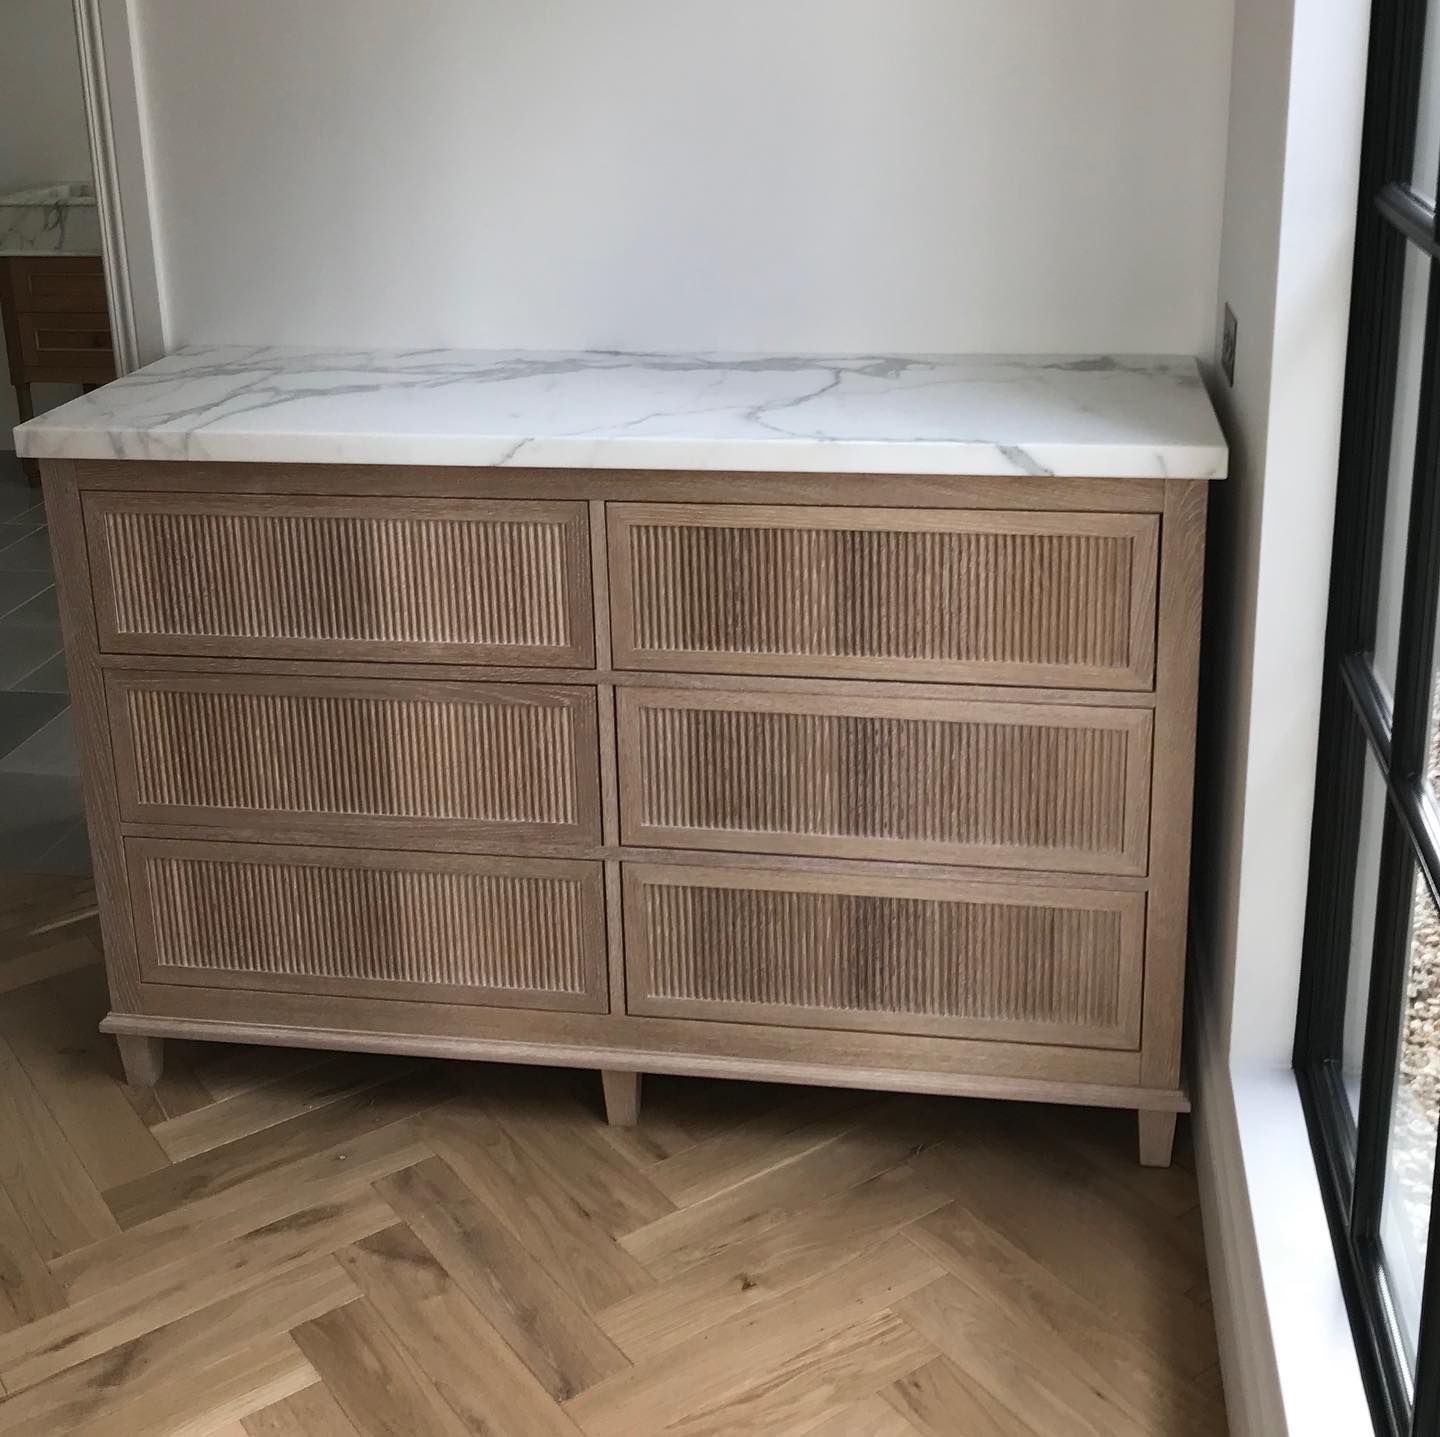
0,183 -> 102,256
13,345 -> 1228,479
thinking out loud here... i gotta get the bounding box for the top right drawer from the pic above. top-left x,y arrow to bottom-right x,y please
609,505 -> 1159,690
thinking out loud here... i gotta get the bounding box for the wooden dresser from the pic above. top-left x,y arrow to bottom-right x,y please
0,255 -> 114,479
21,350 -> 1224,1167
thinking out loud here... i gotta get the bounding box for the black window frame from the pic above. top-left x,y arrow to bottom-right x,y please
1296,0 -> 1440,1432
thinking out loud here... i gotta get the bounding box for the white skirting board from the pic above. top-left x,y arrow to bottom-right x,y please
1189,947 -> 1371,1436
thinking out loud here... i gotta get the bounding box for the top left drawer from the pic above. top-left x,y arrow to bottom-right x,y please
83,494 -> 595,667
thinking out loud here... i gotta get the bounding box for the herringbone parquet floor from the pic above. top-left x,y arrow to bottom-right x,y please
0,873 -> 1229,1436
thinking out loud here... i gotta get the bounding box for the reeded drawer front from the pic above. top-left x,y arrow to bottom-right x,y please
108,673 -> 601,847
609,504 -> 1158,688
129,840 -> 608,1012
85,493 -> 593,666
618,689 -> 1152,874
623,863 -> 1144,1048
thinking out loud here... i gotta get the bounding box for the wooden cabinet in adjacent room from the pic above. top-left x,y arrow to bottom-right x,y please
0,256 -> 114,479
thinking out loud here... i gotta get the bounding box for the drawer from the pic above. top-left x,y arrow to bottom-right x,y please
4,255 -> 108,312
108,672 -> 602,848
85,493 -> 594,666
609,504 -> 1158,689
617,688 -> 1152,875
129,839 -> 609,1013
17,310 -> 113,372
623,863 -> 1144,1048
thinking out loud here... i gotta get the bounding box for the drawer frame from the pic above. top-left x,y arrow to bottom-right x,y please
106,669 -> 604,850
17,310 -> 113,371
621,861 -> 1146,1049
84,491 -> 596,667
608,502 -> 1160,689
3,255 -> 110,312
616,685 -> 1153,874
127,837 -> 610,1014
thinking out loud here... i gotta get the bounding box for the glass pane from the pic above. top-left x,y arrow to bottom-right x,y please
1374,245 -> 1432,705
1379,863 -> 1440,1367
1343,752 -> 1390,1119
1417,1 -> 1440,204
1428,582 -> 1440,812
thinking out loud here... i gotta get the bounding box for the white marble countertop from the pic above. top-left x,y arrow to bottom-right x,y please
13,345 -> 1227,479
0,183 -> 101,257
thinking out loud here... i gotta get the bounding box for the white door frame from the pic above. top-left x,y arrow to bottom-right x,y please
72,0 -> 164,374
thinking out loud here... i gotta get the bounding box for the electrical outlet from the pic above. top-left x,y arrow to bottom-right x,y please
1221,304 -> 1237,386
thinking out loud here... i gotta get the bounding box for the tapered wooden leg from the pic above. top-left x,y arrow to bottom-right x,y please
14,384 -> 38,483
601,1070 -> 642,1127
117,1034 -> 164,1089
1138,1110 -> 1177,1168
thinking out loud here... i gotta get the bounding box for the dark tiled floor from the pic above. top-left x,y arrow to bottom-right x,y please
0,451 -> 88,873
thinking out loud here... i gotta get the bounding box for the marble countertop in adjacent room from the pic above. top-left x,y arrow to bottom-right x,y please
13,345 -> 1228,479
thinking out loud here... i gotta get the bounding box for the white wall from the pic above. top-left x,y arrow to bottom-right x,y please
0,1 -> 93,195
1199,0 -> 1368,1075
0,0 -> 96,445
130,0 -> 1234,357
1191,0 -> 1374,1429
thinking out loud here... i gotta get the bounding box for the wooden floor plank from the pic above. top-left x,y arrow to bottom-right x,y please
908,1200 -> 1221,1434
376,1157 -> 628,1399
884,1357 -> 1037,1437
243,1382 -> 362,1437
895,1274 -> 1157,1437
0,1034 -> 118,1260
337,1222 -> 583,1436
291,1299 -> 474,1437
0,964 -> 169,1190
805,1394 -> 924,1437
0,1181 -> 65,1334
0,1188 -> 395,1394
53,1120 -> 429,1302
592,1076 -> 800,1170
599,1163 -> 947,1360
120,1040 -> 229,1129
571,1071 -> 708,1167
152,1053 -> 422,1162
565,1236 -> 941,1437
635,1310 -> 932,1437
485,1080 -> 678,1239
103,1069 -> 448,1230
645,1088 -> 873,1205
910,1138 -> 1217,1378
0,1259 -> 354,1436
196,1046 -> 336,1105
620,1109 -> 941,1280
0,933 -> 101,997
59,1333 -> 316,1437
1045,1105 -> 1206,1223
418,1099 -> 657,1312
0,877 -> 97,948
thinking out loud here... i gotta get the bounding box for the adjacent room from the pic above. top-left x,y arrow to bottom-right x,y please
0,1 -> 1418,1433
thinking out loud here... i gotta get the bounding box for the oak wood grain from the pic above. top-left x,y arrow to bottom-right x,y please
52,460 -> 1209,1170
107,671 -> 604,850
84,491 -> 595,668
609,503 -> 1159,688
623,863 -> 1146,1049
617,687 -> 1153,874
0,880 -> 1227,1435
